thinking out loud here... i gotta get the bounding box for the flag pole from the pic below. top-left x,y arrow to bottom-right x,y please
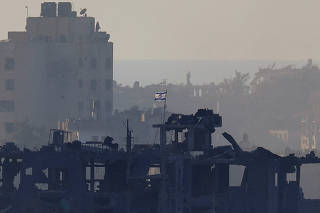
163,90 -> 167,124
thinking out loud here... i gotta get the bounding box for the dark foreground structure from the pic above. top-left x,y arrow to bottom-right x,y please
0,109 -> 320,213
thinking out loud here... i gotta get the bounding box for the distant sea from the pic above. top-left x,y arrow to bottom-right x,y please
114,60 -> 314,86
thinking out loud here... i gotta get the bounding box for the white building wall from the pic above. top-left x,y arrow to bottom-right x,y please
0,12 -> 113,142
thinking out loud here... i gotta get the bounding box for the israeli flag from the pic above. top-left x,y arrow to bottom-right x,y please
154,91 -> 167,101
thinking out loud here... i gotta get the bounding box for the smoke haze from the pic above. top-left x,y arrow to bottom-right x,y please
2,0 -> 320,61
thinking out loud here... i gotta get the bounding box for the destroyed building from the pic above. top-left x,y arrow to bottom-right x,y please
0,2 -> 113,142
0,109 -> 320,213
65,106 -> 165,144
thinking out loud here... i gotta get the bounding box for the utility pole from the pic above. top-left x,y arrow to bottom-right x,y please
126,119 -> 132,153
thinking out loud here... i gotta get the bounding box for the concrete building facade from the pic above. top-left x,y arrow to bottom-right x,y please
0,2 -> 113,141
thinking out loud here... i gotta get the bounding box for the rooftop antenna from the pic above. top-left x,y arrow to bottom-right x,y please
25,6 -> 29,18
80,8 -> 87,17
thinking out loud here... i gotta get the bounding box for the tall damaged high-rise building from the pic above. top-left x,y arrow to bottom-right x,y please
0,2 -> 113,141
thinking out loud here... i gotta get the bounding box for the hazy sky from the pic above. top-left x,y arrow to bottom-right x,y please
1,0 -> 320,60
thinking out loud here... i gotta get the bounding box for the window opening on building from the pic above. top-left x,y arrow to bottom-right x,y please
90,80 -> 97,90
5,79 -> 14,90
0,101 -> 15,112
5,58 -> 15,71
90,58 -> 97,69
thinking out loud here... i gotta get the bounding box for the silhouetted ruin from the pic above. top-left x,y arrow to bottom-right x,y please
0,109 -> 319,213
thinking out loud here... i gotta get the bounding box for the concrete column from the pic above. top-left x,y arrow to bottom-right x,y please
160,127 -> 166,149
296,165 -> 301,186
90,158 -> 95,192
